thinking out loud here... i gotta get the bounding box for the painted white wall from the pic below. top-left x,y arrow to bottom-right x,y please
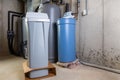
104,0 -> 120,69
79,0 -> 120,70
79,0 -> 103,64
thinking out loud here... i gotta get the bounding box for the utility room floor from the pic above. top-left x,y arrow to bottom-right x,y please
0,55 -> 120,80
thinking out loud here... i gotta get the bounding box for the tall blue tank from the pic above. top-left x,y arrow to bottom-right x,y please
57,18 -> 76,62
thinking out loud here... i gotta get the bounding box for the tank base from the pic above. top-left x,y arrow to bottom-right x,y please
57,59 -> 80,69
23,61 -> 56,80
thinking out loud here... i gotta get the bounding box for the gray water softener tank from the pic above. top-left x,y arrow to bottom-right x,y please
26,12 -> 50,78
42,3 -> 61,63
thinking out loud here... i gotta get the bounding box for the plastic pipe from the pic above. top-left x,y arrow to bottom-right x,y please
82,0 -> 88,16
85,0 -> 88,15
80,61 -> 120,74
7,11 -> 24,57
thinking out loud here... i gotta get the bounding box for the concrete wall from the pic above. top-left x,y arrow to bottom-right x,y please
79,0 -> 120,70
0,0 -> 24,56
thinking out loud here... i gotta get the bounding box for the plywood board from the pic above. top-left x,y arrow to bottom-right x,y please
23,61 -> 56,80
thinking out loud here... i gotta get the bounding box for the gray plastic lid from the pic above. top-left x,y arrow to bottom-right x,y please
26,12 -> 50,22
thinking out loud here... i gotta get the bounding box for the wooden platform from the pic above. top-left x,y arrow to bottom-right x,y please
23,61 -> 56,80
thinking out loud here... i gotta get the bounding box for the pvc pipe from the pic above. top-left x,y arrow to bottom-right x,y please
80,61 -> 120,74
82,0 -> 88,16
85,0 -> 88,15
7,11 -> 24,57
8,11 -> 23,31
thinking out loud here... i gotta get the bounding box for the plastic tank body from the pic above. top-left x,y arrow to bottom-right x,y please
42,3 -> 61,62
57,18 -> 76,63
26,12 -> 50,78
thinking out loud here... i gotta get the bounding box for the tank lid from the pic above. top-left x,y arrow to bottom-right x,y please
26,12 -> 50,22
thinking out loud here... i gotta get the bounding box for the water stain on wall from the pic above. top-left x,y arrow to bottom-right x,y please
80,48 -> 120,70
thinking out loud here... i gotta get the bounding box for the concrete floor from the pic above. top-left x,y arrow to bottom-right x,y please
0,55 -> 25,80
0,55 -> 120,80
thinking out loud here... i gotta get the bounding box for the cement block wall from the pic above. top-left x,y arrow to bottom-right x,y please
79,0 -> 120,70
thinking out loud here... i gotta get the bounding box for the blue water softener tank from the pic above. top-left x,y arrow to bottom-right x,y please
57,18 -> 76,62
